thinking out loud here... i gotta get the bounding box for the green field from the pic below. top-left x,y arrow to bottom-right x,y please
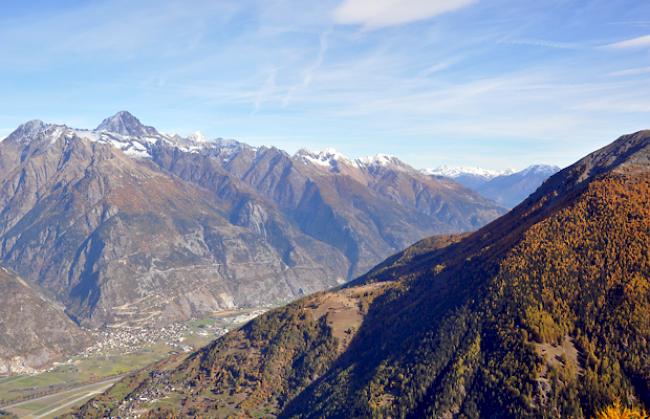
0,343 -> 173,404
0,345 -> 179,419
1,378 -> 120,419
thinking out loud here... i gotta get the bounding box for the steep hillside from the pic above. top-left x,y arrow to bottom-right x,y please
0,267 -> 91,375
0,113 -> 502,327
80,130 -> 650,418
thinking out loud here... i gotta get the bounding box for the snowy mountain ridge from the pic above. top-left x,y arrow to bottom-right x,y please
424,165 -> 515,179
4,112 -> 551,183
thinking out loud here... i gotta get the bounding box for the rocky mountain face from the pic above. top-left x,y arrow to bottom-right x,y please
80,130 -> 650,417
154,145 -> 503,279
0,112 -> 503,328
428,164 -> 560,208
96,110 -> 160,137
0,266 -> 91,375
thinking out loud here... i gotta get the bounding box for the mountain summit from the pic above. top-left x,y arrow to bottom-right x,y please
5,119 -> 49,143
78,130 -> 650,417
95,111 -> 160,137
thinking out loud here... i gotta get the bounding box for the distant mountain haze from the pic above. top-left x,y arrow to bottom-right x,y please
475,165 -> 561,207
427,164 -> 561,208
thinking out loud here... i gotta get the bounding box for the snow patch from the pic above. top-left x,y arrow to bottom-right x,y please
294,148 -> 352,168
519,164 -> 560,175
356,153 -> 399,167
188,131 -> 209,143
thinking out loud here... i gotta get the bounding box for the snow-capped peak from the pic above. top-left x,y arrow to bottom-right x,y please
425,165 -> 514,179
295,148 -> 413,173
355,153 -> 403,168
5,114 -> 244,160
95,111 -> 159,137
518,164 -> 560,175
294,148 -> 351,168
5,120 -> 72,145
188,131 -> 209,143
315,147 -> 349,162
7,120 -> 49,142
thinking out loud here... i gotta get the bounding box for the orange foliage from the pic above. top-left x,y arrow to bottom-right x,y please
595,401 -> 649,419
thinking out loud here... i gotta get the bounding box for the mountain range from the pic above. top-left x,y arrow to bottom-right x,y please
0,111 -> 503,337
426,164 -> 561,208
75,129 -> 650,417
425,165 -> 515,189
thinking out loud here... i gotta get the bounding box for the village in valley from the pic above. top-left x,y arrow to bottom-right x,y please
0,308 -> 266,418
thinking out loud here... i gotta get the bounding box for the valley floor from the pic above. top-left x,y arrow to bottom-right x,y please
0,308 -> 265,418
0,376 -> 122,419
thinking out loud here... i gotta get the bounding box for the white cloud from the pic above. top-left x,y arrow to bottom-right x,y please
333,0 -> 476,29
604,34 -> 650,49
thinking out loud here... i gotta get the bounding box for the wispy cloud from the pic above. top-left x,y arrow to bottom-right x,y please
603,34 -> 650,49
607,21 -> 650,28
501,38 -> 582,50
570,96 -> 650,113
333,0 -> 476,29
253,69 -> 278,112
0,0 -> 241,68
282,31 -> 329,107
417,59 -> 460,77
608,66 -> 650,77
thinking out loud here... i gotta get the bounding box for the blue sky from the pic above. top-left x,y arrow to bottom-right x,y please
1,0 -> 649,170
